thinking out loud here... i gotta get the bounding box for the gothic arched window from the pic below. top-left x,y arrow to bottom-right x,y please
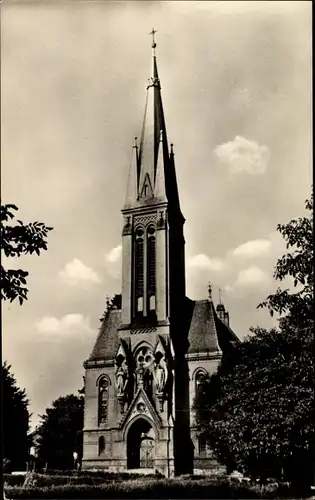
147,225 -> 156,314
195,371 -> 207,395
134,227 -> 144,315
98,436 -> 105,455
98,378 -> 109,425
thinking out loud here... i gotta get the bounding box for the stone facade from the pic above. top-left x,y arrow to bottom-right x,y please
82,42 -> 239,477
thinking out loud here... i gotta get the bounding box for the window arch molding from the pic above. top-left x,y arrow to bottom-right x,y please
193,368 -> 208,396
96,374 -> 111,387
134,223 -> 146,233
191,367 -> 208,381
132,340 -> 154,357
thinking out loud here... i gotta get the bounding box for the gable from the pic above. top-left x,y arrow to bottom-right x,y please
118,387 -> 162,432
139,172 -> 154,199
88,309 -> 121,361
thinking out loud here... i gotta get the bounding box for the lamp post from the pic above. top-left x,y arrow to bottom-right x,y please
73,452 -> 78,471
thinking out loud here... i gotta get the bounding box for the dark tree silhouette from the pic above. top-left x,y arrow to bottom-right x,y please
2,362 -> 30,471
37,394 -> 84,470
1,204 -> 53,304
194,194 -> 314,487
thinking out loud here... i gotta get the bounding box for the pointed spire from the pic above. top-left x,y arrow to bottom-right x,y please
128,31 -> 184,220
154,130 -> 167,200
138,29 -> 166,199
125,138 -> 139,207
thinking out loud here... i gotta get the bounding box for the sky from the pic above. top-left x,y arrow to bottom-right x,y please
2,1 -> 312,430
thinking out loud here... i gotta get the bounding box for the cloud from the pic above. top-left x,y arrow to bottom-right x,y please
232,239 -> 272,258
187,253 -> 225,272
59,258 -> 101,286
214,136 -> 270,175
224,266 -> 269,296
105,244 -> 122,279
36,313 -> 93,337
235,266 -> 269,287
106,244 -> 122,263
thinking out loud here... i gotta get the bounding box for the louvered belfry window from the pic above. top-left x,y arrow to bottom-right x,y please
135,227 -> 144,313
147,225 -> 156,311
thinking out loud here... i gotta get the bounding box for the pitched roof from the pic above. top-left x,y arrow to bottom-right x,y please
88,298 -> 239,362
186,298 -> 239,355
88,309 -> 121,361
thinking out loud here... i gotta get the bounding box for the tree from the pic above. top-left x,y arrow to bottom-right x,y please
1,204 -> 53,304
194,326 -> 314,485
2,362 -> 30,470
258,194 -> 313,329
194,194 -> 314,486
99,293 -> 122,322
37,394 -> 84,470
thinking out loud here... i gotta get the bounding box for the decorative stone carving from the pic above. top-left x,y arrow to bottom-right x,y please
133,213 -> 156,226
154,356 -> 167,393
157,210 -> 166,230
115,344 -> 129,413
122,216 -> 132,235
115,359 -> 128,397
134,346 -> 154,397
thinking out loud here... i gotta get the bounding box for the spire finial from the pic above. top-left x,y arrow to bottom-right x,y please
149,28 -> 157,52
133,136 -> 138,148
208,282 -> 212,300
219,288 -> 222,304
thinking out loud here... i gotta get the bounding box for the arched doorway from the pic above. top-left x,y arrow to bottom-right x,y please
127,418 -> 155,469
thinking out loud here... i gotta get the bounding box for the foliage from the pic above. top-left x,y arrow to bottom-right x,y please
99,293 -> 122,322
1,204 -> 53,304
194,326 -> 314,484
2,363 -> 30,470
37,395 -> 84,470
3,474 -> 26,487
194,194 -> 314,486
4,475 -> 310,499
258,195 -> 313,329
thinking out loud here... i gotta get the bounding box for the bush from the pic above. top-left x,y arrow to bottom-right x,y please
44,469 -> 160,480
5,476 -> 312,499
3,474 -> 25,487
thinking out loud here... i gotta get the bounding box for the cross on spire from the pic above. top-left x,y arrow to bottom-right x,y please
149,28 -> 157,50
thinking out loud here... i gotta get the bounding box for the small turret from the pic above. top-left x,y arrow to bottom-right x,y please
216,303 -> 225,321
216,289 -> 230,327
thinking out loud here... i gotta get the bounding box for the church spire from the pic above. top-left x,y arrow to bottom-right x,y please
154,130 -> 167,201
123,30 -> 184,220
125,137 -> 139,207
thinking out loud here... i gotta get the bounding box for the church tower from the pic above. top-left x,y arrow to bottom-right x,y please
82,32 -> 239,477
121,31 -> 185,334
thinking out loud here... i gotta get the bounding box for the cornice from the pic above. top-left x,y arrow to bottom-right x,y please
185,351 -> 222,362
83,359 -> 114,369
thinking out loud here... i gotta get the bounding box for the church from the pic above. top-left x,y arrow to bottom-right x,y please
82,33 -> 239,477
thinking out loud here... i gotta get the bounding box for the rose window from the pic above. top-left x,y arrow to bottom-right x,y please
136,346 -> 154,369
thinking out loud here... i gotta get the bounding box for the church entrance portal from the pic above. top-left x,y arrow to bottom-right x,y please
127,419 -> 155,469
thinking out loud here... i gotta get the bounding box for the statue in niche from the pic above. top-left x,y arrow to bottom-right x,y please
115,358 -> 128,397
154,353 -> 168,393
143,366 -> 153,397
